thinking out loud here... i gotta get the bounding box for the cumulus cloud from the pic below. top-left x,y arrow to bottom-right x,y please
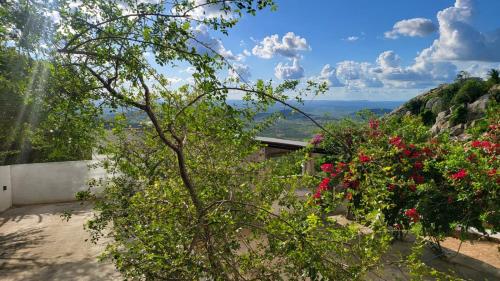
190,25 -> 240,60
385,18 -> 437,39
376,50 -> 401,69
274,58 -> 305,79
252,32 -> 310,59
228,63 -> 251,81
314,64 -> 344,87
418,0 -> 500,62
335,61 -> 383,88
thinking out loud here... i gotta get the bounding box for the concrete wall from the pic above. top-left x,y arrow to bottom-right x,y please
0,165 -> 12,212
9,160 -> 107,205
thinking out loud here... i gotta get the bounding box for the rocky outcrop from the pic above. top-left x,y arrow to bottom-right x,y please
430,94 -> 491,136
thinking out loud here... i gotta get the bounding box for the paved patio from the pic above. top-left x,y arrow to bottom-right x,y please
1,202 -> 498,281
0,202 -> 119,281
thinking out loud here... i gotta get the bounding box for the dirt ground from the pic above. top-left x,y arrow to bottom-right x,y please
0,202 -> 120,281
1,202 -> 499,281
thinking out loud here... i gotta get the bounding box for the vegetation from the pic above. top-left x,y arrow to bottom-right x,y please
401,70 -> 498,128
1,1 -> 498,280
314,103 -> 499,260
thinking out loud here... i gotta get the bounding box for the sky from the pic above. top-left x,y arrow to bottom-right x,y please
177,0 -> 500,101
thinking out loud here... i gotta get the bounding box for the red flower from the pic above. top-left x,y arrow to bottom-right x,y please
447,196 -> 453,204
414,162 -> 423,170
404,208 -> 420,222
471,140 -> 482,148
403,149 -> 412,157
369,119 -> 379,130
311,134 -> 324,145
387,184 -> 396,191
359,153 -> 372,163
408,184 -> 417,192
487,169 -> 497,177
320,163 -> 334,173
450,169 -> 468,180
411,174 -> 424,184
389,136 -> 405,149
467,153 -> 477,162
313,190 -> 322,199
422,147 -> 433,156
318,178 -> 331,191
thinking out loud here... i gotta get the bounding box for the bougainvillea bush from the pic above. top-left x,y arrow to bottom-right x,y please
311,107 -> 499,245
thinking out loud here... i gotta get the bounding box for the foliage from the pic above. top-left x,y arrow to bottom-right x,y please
449,105 -> 467,126
420,109 -> 435,126
314,110 -> 499,247
452,79 -> 488,104
487,68 -> 499,85
46,0 -> 395,279
0,46 -> 100,164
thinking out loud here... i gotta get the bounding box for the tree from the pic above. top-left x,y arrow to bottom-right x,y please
52,0 -> 390,279
487,68 -> 500,85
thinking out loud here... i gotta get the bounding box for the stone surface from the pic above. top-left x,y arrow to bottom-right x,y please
0,202 -> 120,281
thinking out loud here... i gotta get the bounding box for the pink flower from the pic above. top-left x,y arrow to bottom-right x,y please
403,149 -> 412,157
387,184 -> 396,191
311,134 -> 324,145
404,208 -> 420,222
369,119 -> 379,130
320,163 -> 334,173
450,169 -> 468,180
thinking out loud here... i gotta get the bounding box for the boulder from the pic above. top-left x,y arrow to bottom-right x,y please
449,123 -> 464,136
467,94 -> 489,121
430,110 -> 451,135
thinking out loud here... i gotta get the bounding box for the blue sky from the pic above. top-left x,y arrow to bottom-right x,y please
178,0 -> 500,101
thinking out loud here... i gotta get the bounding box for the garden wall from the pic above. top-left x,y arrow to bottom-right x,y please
0,157 -> 108,209
0,165 -> 12,212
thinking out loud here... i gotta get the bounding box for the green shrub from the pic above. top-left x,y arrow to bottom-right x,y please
420,109 -> 435,126
405,99 -> 424,115
453,79 -> 487,104
449,105 -> 468,126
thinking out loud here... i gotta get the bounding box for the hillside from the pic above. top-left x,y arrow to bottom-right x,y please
390,74 -> 500,137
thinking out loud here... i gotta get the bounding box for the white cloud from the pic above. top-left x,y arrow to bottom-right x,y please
418,0 -> 500,62
343,36 -> 359,42
252,32 -> 311,59
376,50 -> 401,69
313,64 -> 344,87
335,61 -> 383,88
228,63 -> 251,81
274,58 -> 305,79
385,18 -> 437,39
190,25 -> 238,60
186,0 -> 234,20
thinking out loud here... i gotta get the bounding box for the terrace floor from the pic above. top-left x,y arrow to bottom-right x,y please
0,202 -> 119,281
0,202 -> 499,281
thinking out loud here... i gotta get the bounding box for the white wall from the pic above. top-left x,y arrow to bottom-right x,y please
0,165 -> 12,212
10,160 -> 108,205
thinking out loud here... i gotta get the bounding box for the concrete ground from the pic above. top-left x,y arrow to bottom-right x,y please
0,202 -> 120,281
1,202 -> 498,281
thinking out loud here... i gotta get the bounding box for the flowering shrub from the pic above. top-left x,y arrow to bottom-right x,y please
312,113 -> 499,242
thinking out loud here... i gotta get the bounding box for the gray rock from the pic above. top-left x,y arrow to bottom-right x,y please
467,94 -> 489,120
449,123 -> 464,136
